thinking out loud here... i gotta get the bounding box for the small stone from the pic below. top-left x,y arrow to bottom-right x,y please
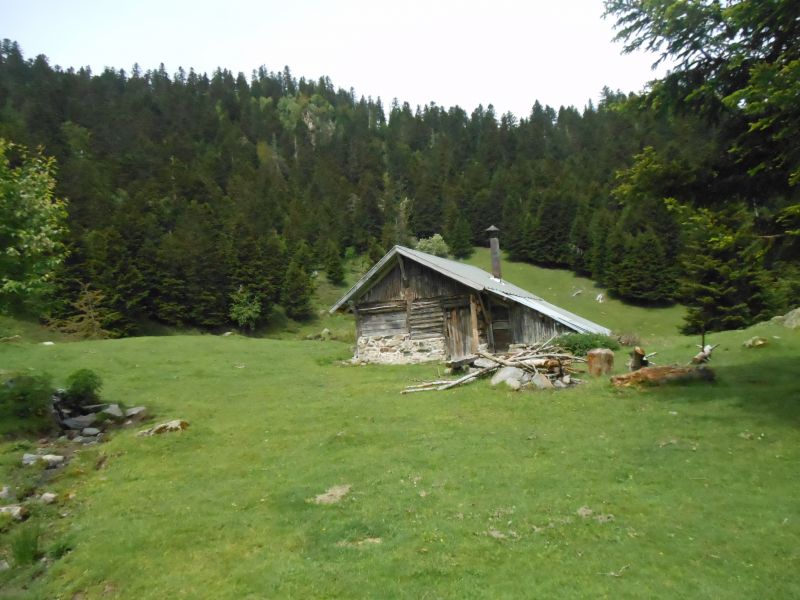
222,331 -> 234,337
504,378 -> 521,391
137,419 -> 189,437
22,453 -> 39,466
72,436 -> 85,443
0,559 -> 9,571
554,379 -> 567,389
562,375 -> 571,385
0,504 -> 28,521
102,404 -> 124,419
40,341 -> 55,346
0,485 -> 10,500
743,336 -> 768,348
320,328 -> 332,339
81,427 -> 101,436
40,492 -> 58,504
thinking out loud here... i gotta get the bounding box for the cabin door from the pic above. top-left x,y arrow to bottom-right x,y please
445,306 -> 473,360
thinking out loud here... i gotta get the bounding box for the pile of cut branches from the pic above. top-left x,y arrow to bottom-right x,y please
401,339 -> 585,394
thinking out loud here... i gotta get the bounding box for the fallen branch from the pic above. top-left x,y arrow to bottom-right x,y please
691,344 -> 719,364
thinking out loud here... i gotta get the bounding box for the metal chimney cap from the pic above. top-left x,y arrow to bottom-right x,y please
485,225 -> 500,234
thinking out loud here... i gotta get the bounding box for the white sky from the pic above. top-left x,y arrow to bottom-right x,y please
3,0 -> 668,118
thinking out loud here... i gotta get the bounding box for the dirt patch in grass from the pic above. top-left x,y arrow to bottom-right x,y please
313,484 -> 351,505
336,537 -> 382,548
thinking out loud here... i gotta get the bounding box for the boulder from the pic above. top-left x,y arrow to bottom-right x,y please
473,357 -> 496,369
491,367 -> 525,387
22,453 -> 39,466
587,348 -> 615,376
530,373 -> 555,390
40,492 -> 57,504
81,427 -> 101,436
40,454 -> 65,468
103,404 -> 124,419
783,307 -> 800,329
0,505 -> 28,521
63,414 -> 97,430
125,406 -> 147,419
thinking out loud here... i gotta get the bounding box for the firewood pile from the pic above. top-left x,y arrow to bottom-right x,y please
401,339 -> 586,393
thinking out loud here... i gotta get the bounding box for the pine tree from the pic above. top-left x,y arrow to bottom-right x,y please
447,214 -> 473,259
281,258 -> 315,321
324,240 -> 345,285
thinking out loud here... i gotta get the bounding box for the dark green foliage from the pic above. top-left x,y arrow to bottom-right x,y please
446,214 -> 474,259
65,368 -> 102,407
0,371 -> 53,431
281,258 -> 315,321
229,286 -> 262,331
554,333 -> 621,356
324,241 -> 345,285
0,37 -> 794,332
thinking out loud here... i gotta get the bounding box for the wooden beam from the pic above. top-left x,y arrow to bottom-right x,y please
469,294 -> 479,354
477,293 -> 494,351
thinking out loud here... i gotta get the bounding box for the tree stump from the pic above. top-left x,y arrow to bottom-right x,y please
587,348 -> 614,376
630,347 -> 649,371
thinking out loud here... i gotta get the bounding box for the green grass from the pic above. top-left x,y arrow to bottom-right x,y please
0,313 -> 798,598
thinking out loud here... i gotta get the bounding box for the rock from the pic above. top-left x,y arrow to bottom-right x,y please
562,375 -> 571,385
103,404 -> 124,419
491,366 -> 525,387
22,453 -> 39,466
82,403 -> 109,412
320,328 -> 332,339
125,406 -> 147,419
40,341 -> 55,346
81,427 -> 101,436
0,559 -> 9,571
743,336 -> 768,348
0,485 -> 10,500
137,419 -> 189,437
222,331 -> 234,337
473,357 -> 496,369
0,505 -> 28,521
782,307 -> 800,329
63,414 -> 97,430
72,436 -> 85,443
40,492 -> 57,504
554,379 -> 567,389
587,348 -> 615,376
530,373 -> 555,390
504,378 -> 522,391
41,454 -> 65,468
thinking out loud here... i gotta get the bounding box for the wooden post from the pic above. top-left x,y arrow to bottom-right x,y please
469,294 -> 479,354
587,348 -> 614,376
477,294 -> 494,351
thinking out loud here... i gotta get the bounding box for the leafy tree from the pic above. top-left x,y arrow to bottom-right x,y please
415,234 -> 449,257
229,285 -> 261,331
0,139 -> 68,312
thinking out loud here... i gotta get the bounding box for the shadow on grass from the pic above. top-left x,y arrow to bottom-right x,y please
655,355 -> 800,425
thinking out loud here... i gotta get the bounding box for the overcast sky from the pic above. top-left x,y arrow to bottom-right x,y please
4,0 -> 668,118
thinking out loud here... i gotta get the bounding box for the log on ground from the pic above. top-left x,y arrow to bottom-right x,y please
610,366 -> 715,388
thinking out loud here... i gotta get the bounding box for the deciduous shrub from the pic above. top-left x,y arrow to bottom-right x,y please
65,368 -> 102,407
555,333 -> 620,356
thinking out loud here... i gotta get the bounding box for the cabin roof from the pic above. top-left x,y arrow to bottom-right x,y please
329,245 -> 611,335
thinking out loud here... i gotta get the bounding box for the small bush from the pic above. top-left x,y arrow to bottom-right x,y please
11,524 -> 42,566
555,333 -> 621,356
65,369 -> 102,408
0,372 -> 54,432
416,234 -> 450,257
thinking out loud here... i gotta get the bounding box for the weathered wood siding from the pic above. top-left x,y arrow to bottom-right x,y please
409,300 -> 444,338
509,304 -> 569,343
357,300 -> 407,337
359,264 -> 404,303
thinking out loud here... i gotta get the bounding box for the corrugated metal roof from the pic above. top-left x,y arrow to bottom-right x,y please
329,245 -> 611,335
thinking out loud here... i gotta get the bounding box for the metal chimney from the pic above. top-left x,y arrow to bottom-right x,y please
486,225 -> 502,280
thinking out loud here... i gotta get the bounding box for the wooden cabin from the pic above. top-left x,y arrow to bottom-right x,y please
329,245 -> 611,364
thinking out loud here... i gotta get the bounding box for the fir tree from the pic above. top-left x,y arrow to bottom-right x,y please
324,240 -> 345,285
281,258 -> 315,321
447,214 -> 473,259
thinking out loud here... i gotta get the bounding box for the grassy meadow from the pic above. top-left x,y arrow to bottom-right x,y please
0,253 -> 798,598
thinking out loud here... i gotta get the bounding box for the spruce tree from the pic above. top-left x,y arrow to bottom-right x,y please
324,240 -> 345,285
281,258 -> 315,321
447,214 -> 473,259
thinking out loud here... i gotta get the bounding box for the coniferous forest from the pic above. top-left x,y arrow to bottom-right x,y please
1,2 -> 798,336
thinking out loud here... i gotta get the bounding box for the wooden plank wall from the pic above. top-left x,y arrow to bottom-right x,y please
509,304 -> 569,343
409,299 -> 444,338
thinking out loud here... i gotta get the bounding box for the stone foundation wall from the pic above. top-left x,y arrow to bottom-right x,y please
356,334 -> 447,364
